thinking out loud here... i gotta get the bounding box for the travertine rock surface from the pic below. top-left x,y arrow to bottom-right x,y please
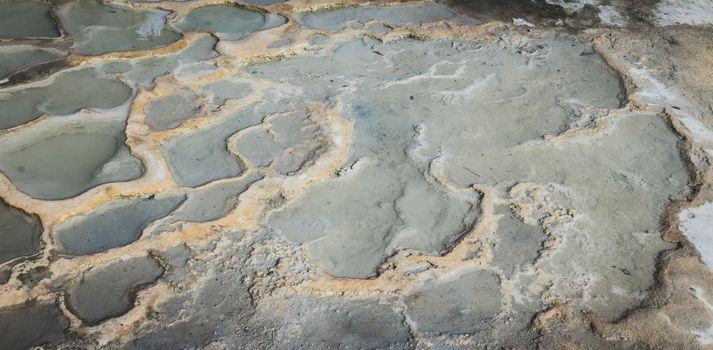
1,0 -> 712,348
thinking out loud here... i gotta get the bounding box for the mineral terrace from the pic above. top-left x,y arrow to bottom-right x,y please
1,0 -> 713,349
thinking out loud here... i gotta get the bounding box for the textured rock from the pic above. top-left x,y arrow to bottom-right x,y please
406,269 -> 502,334
294,3 -> 475,31
260,295 -> 412,349
0,0 -> 711,348
144,89 -> 202,131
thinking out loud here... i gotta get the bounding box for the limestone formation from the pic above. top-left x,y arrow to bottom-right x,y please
0,0 -> 712,349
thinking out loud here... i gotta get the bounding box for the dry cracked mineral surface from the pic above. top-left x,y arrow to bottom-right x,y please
1,0 -> 713,349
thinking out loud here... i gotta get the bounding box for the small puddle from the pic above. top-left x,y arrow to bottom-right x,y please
54,193 -> 185,255
66,255 -> 164,324
0,46 -> 67,82
175,5 -> 287,40
0,68 -> 131,130
0,301 -> 68,349
0,200 -> 43,264
0,1 -> 60,39
57,0 -> 181,55
0,120 -> 143,200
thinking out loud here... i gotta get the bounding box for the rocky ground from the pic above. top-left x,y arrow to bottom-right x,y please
0,0 -> 712,349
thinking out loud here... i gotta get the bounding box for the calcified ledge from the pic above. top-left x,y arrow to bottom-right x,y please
1,0 -> 713,349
